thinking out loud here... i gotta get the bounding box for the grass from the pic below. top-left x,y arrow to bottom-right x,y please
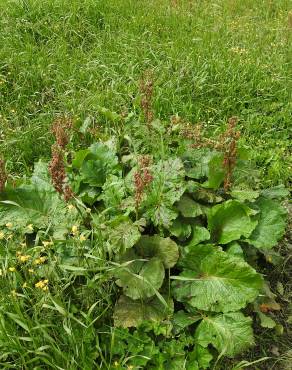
0,0 -> 291,186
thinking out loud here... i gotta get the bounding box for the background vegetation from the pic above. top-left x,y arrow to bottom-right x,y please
0,0 -> 291,185
0,1 -> 291,369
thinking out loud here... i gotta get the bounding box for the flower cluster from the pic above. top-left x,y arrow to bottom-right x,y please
0,157 -> 7,192
140,70 -> 154,126
134,155 -> 153,208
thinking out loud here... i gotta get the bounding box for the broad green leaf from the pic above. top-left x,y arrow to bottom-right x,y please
100,174 -> 126,210
172,245 -> 262,312
0,186 -> 74,232
176,194 -> 202,218
114,295 -> 173,328
188,226 -> 210,246
230,189 -> 260,202
260,185 -> 289,199
187,182 -> 223,204
136,235 -> 179,268
182,148 -> 214,180
226,242 -> 244,259
195,312 -> 254,357
248,197 -> 286,250
108,217 -> 141,254
169,218 -> 192,241
31,161 -> 54,192
115,257 -> 165,300
72,149 -> 90,169
203,153 -> 225,189
79,143 -> 119,187
208,200 -> 258,244
257,312 -> 276,329
142,158 -> 185,228
188,345 -> 213,370
172,310 -> 201,332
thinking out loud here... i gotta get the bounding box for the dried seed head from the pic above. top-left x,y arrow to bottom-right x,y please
0,158 -> 7,192
51,116 -> 72,149
140,70 -> 154,125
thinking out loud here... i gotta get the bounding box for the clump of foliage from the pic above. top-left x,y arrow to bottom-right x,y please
0,108 -> 288,369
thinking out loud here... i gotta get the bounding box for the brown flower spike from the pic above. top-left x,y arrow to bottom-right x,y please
49,116 -> 74,201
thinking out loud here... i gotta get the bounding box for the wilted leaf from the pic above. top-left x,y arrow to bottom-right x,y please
114,295 -> 173,328
136,235 -> 179,268
195,312 -> 254,357
248,197 -> 286,250
172,244 -> 262,312
208,200 -> 258,244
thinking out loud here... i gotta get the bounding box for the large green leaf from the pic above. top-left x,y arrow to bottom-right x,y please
0,186 -> 67,230
74,142 -> 119,187
175,194 -> 202,218
248,197 -> 287,249
208,200 -> 258,244
115,256 -> 165,300
203,153 -> 225,189
188,345 -> 213,370
172,245 -> 262,312
107,217 -> 141,254
169,218 -> 192,241
114,295 -> 173,328
195,312 -> 254,357
136,235 -> 179,268
31,160 -> 55,192
143,158 -> 186,228
188,226 -> 210,246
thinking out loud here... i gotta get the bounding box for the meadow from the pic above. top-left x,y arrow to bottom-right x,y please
0,0 -> 291,369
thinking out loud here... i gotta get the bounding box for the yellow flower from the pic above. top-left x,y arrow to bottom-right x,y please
20,242 -> 26,247
18,255 -> 31,263
35,279 -> 49,291
127,366 -> 134,370
114,362 -> 119,367
7,233 -> 13,240
22,282 -> 27,288
33,256 -> 47,265
86,208 -> 91,213
11,290 -> 17,297
28,268 -> 34,274
6,222 -> 13,229
71,225 -> 79,236
42,241 -> 53,248
67,204 -> 75,211
26,224 -> 34,232
79,234 -> 87,242
0,231 -> 4,240
8,267 -> 16,272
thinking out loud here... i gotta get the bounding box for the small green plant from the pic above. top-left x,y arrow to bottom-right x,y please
0,111 -> 288,369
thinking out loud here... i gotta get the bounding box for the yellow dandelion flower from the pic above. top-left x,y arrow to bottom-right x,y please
28,268 -> 34,273
22,282 -> 27,288
20,242 -> 26,247
114,362 -> 119,367
71,225 -> 79,235
86,208 -> 91,213
0,231 -> 5,240
18,255 -> 31,263
79,234 -> 87,242
35,279 -> 49,291
6,222 -> 13,229
16,251 -> 22,256
127,366 -> 134,370
26,224 -> 34,232
33,256 -> 47,265
42,241 -> 53,247
8,267 -> 16,272
11,290 -> 17,297
67,204 -> 75,211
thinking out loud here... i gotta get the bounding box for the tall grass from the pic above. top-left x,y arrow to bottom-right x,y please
0,0 -> 291,185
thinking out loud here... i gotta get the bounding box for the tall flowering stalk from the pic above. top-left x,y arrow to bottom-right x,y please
134,155 -> 153,215
181,116 -> 240,191
140,70 -> 154,126
0,158 -> 7,192
49,116 -> 74,201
